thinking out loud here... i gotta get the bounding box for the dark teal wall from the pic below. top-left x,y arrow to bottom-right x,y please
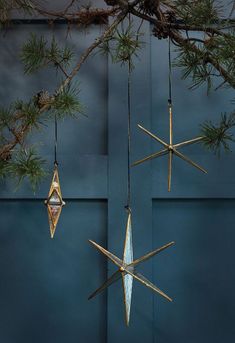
0,19 -> 235,343
153,199 -> 235,342
0,200 -> 107,342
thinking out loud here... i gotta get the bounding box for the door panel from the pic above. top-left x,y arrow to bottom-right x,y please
153,199 -> 235,343
0,200 -> 107,343
0,14 -> 234,343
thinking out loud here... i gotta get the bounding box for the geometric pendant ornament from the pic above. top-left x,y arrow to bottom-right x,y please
44,164 -> 65,238
89,210 -> 175,326
132,103 -> 207,191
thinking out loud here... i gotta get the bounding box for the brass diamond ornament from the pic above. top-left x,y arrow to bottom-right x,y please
45,164 -> 65,238
89,211 -> 174,326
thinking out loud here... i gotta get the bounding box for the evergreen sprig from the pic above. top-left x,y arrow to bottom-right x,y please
175,45 -> 216,93
5,147 -> 46,190
14,99 -> 41,128
173,0 -> 221,26
21,34 -> 74,74
0,0 -> 35,23
205,35 -> 235,80
100,23 -> 144,68
0,107 -> 14,130
0,159 -> 7,178
51,87 -> 85,118
201,112 -> 235,154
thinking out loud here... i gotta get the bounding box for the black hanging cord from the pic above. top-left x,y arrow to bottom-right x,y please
54,114 -> 58,166
125,12 -> 132,212
168,33 -> 172,106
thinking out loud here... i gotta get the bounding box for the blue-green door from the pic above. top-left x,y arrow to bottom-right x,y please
0,17 -> 234,343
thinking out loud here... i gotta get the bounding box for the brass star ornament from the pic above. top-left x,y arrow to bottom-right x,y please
45,164 -> 65,238
89,210 -> 174,326
132,103 -> 207,191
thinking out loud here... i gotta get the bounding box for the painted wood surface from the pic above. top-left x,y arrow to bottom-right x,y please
0,17 -> 234,343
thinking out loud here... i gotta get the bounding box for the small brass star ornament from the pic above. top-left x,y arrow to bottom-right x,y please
45,164 -> 65,238
132,103 -> 207,191
89,210 -> 174,326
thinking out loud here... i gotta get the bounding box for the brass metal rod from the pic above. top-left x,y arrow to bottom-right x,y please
168,150 -> 173,192
173,136 -> 204,149
138,124 -> 168,147
88,270 -> 121,300
89,240 -> 123,267
173,149 -> 207,173
169,105 -> 173,146
126,270 -> 173,302
130,241 -> 175,267
131,148 -> 168,167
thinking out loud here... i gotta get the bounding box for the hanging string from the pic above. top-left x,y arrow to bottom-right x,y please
125,12 -> 132,212
168,33 -> 172,105
168,33 -> 173,146
54,114 -> 58,166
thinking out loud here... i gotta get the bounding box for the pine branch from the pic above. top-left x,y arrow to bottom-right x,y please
58,9 -> 128,91
0,0 -> 36,23
201,112 -> 235,155
0,10 -> 126,162
99,21 -> 144,68
21,34 -> 74,74
29,5 -> 118,26
52,86 -> 85,118
5,147 -> 46,190
172,0 -> 222,26
2,0 -> 235,189
172,33 -> 235,90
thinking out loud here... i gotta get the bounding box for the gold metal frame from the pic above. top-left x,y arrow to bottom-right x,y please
89,211 -> 174,326
45,165 -> 65,238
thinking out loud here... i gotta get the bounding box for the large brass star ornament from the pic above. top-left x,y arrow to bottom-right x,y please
132,103 -> 207,191
45,164 -> 65,238
89,210 -> 174,326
